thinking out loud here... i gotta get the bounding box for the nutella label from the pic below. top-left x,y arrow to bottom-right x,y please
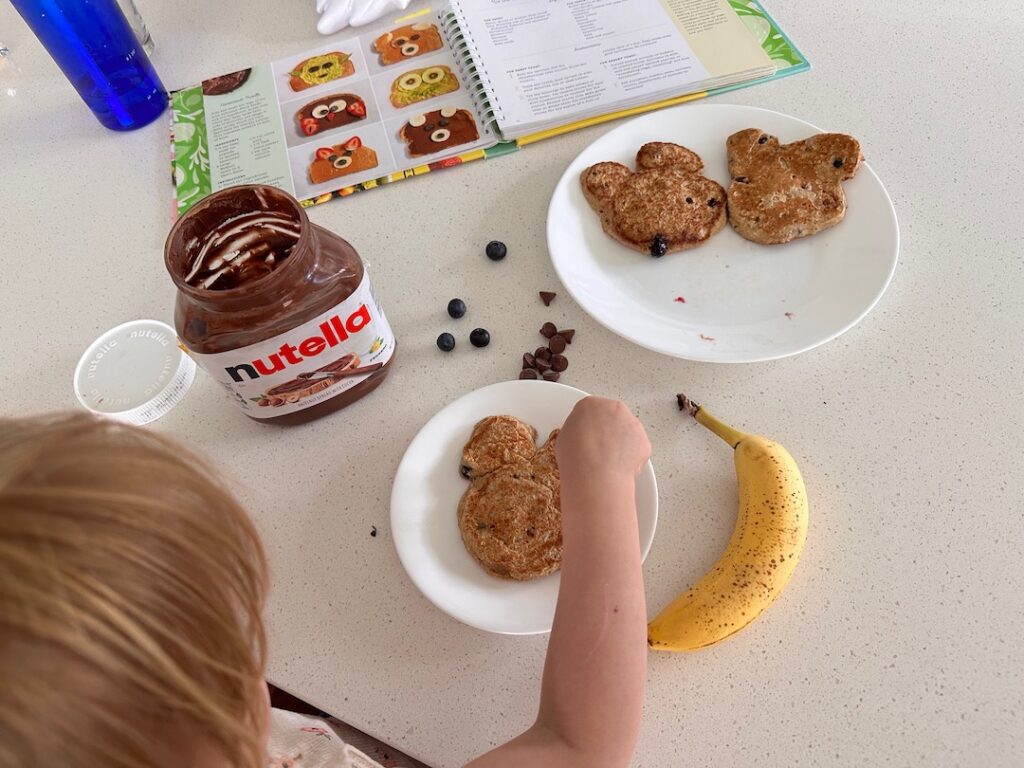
189,274 -> 394,417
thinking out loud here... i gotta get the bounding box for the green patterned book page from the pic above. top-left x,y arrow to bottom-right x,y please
171,87 -> 211,217
729,0 -> 805,69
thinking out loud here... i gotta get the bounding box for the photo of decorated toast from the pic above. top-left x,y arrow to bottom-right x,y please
288,52 -> 355,92
295,93 -> 367,137
308,136 -> 378,184
372,23 -> 443,66
389,65 -> 459,108
399,106 -> 479,158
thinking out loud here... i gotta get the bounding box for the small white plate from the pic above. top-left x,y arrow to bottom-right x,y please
390,380 -> 658,635
547,103 -> 899,362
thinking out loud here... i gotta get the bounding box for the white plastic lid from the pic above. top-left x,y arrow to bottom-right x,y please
74,320 -> 196,425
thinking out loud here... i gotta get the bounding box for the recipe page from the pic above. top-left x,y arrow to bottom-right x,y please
450,0 -> 770,133
171,2 -> 494,215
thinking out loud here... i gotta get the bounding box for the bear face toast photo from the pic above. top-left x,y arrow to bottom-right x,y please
458,416 -> 562,581
581,142 -> 727,257
389,65 -> 459,108
399,106 -> 479,157
726,128 -> 863,244
308,136 -> 378,184
372,22 -> 443,65
288,52 -> 355,92
295,93 -> 367,137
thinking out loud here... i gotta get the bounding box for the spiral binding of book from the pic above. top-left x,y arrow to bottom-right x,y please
440,2 -> 504,136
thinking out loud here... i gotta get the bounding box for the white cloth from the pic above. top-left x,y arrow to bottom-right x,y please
315,0 -> 413,35
267,708 -> 385,768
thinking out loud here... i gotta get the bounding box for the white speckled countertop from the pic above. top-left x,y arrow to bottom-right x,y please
1,1 -> 1022,765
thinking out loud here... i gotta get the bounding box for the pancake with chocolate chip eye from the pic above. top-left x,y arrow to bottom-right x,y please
457,416 -> 562,581
580,142 -> 726,257
725,128 -> 863,244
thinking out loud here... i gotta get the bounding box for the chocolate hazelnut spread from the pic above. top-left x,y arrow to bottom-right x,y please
165,185 -> 395,424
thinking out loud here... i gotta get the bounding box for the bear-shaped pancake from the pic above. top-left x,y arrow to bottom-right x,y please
726,128 -> 863,244
581,142 -> 726,257
458,416 -> 562,581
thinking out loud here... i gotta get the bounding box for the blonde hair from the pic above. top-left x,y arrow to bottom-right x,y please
0,413 -> 269,768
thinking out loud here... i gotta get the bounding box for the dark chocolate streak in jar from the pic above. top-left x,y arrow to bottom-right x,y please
165,185 -> 395,425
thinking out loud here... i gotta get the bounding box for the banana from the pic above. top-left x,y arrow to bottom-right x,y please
647,395 -> 808,652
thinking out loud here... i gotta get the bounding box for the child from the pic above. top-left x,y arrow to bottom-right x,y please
0,398 -> 651,768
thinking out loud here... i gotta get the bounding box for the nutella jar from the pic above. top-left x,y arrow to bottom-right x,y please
165,185 -> 395,425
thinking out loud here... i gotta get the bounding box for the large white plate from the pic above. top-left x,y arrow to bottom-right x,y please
390,380 -> 658,635
547,103 -> 899,362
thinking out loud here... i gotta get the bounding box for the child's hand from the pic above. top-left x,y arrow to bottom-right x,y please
556,396 -> 651,480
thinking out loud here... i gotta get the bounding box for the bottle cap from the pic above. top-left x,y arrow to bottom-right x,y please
73,320 -> 195,425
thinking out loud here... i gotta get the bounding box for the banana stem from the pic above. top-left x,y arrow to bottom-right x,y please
676,393 -> 746,449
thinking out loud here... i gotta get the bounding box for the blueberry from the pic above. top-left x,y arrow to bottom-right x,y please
470,328 -> 491,348
650,234 -> 669,258
447,298 -> 467,319
436,332 -> 455,352
485,240 -> 507,261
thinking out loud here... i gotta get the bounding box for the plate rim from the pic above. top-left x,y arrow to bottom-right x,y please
546,102 -> 900,363
389,379 -> 659,635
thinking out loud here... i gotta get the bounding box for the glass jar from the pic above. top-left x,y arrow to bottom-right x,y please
165,185 -> 396,425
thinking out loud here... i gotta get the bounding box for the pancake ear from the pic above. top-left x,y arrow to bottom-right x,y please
727,128 -> 776,178
581,162 -> 631,202
636,142 -> 703,173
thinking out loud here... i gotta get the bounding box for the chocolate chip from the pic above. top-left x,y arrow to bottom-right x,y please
560,329 -> 575,344
550,354 -> 568,372
540,322 -> 557,338
707,198 -> 719,207
535,347 -> 552,361
758,134 -> 768,144
542,371 -> 560,382
734,176 -> 749,184
522,352 -> 536,369
460,464 -> 472,478
539,291 -> 556,306
685,197 -> 693,204
535,357 -> 552,373
548,335 -> 567,355
519,368 -> 539,380
833,158 -> 843,168
650,234 -> 668,258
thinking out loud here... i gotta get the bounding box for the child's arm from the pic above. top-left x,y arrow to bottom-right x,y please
466,397 -> 651,768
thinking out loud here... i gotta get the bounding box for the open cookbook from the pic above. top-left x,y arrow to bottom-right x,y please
170,0 -> 807,215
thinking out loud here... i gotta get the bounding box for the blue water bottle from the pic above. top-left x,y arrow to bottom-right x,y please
9,0 -> 167,130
